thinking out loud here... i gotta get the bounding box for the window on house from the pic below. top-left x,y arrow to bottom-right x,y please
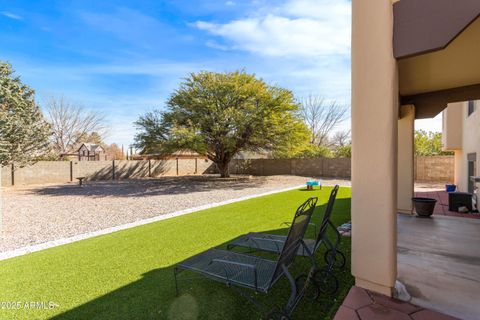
468,153 -> 477,194
468,100 -> 476,116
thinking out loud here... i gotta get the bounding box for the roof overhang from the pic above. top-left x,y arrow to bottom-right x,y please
393,0 -> 480,59
394,0 -> 480,118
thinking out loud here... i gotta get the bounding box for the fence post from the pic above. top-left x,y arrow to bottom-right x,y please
321,157 -> 326,177
195,158 -> 198,174
176,158 -> 179,175
148,159 -> 152,177
70,161 -> 73,182
11,163 -> 14,186
112,160 -> 116,180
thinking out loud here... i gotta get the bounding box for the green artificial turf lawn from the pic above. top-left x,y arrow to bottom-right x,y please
0,187 -> 353,320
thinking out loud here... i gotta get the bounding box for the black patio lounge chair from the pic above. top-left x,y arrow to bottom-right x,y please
226,185 -> 344,296
173,197 -> 318,320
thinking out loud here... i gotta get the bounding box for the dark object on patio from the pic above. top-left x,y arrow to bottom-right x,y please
445,184 -> 456,192
174,197 -> 318,320
412,197 -> 437,217
448,192 -> 473,212
227,185 -> 344,297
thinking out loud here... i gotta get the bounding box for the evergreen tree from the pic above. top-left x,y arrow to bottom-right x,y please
0,62 -> 51,166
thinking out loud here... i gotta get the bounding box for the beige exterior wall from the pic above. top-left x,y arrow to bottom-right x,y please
351,0 -> 397,296
442,103 -> 463,151
398,105 -> 415,214
443,101 -> 480,192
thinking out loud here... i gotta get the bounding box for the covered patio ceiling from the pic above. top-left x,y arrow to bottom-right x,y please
394,0 -> 480,118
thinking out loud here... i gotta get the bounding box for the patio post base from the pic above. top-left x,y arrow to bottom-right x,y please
355,278 -> 394,297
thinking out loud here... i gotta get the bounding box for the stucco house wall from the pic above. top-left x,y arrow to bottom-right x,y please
443,101 -> 480,192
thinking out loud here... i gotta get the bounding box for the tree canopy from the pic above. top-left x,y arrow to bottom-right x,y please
414,130 -> 452,156
135,70 -> 309,177
0,61 -> 51,166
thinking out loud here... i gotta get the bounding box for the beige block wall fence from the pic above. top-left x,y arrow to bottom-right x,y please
229,158 -> 352,178
414,156 -> 455,182
1,159 -> 215,187
0,156 -> 453,187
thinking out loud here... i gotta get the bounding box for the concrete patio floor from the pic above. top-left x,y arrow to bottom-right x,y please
397,214 -> 480,320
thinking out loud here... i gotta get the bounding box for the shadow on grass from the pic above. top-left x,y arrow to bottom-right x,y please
51,199 -> 353,320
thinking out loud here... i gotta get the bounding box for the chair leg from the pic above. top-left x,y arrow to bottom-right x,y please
281,265 -> 298,315
173,267 -> 180,296
323,238 -> 336,270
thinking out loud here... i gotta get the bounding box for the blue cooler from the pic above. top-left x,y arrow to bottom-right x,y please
446,184 -> 456,192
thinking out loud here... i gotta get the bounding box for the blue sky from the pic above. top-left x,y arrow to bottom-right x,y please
0,0 -> 439,147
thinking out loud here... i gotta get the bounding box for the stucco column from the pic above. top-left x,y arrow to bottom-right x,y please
351,0 -> 398,296
398,105 -> 415,214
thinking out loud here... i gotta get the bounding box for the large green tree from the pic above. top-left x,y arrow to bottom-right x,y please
0,62 -> 51,166
135,70 -> 308,177
414,130 -> 453,156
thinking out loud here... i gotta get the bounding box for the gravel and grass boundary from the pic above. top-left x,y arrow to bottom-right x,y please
1,175 -> 350,253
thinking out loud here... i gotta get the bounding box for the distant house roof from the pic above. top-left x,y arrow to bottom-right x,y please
170,149 -> 202,157
77,143 -> 105,153
133,149 -> 206,160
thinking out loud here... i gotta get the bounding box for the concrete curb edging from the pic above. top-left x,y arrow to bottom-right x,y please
0,184 -> 304,261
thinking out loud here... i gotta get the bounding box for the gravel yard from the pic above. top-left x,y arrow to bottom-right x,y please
1,175 -> 350,252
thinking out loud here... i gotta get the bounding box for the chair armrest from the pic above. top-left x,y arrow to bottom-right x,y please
250,236 -> 283,252
210,259 -> 258,289
250,236 -> 283,243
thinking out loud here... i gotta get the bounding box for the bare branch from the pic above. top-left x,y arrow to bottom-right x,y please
330,130 -> 351,148
44,95 -> 107,153
300,95 -> 349,146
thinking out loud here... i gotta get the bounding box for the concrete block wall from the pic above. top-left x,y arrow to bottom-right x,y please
3,161 -> 71,186
229,157 -> 351,178
291,158 -> 323,176
73,161 -> 113,180
115,160 -> 152,179
414,156 -> 454,182
1,158 -> 216,187
150,160 -> 176,176
0,156 -> 453,187
323,158 -> 351,178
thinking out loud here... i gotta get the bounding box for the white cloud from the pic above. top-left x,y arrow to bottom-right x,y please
225,1 -> 236,6
1,11 -> 23,20
194,0 -> 351,57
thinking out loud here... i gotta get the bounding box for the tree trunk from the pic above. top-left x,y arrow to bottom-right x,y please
216,160 -> 230,178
